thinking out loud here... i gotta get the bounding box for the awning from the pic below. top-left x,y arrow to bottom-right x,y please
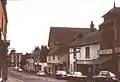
91,56 -> 112,64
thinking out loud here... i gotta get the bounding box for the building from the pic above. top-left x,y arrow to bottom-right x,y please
33,47 -> 41,72
93,4 -> 120,77
69,21 -> 101,75
47,27 -> 92,75
24,47 -> 48,73
21,53 -> 30,70
0,0 -> 10,81
24,48 -> 40,72
24,54 -> 35,72
9,51 -> 23,67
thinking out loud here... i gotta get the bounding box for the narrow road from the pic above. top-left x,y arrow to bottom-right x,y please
8,67 -> 68,82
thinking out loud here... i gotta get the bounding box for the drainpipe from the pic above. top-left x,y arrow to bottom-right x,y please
113,18 -> 118,76
93,64 -> 95,75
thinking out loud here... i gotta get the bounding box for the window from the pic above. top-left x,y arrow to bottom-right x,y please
73,53 -> 76,59
63,62 -> 66,66
48,67 -> 50,72
58,56 -> 60,60
53,55 -> 55,60
39,65 -> 42,70
85,47 -> 90,58
69,48 -> 73,53
74,62 -> 76,71
73,48 -> 76,59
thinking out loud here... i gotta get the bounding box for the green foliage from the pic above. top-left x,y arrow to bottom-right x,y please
40,45 -> 49,62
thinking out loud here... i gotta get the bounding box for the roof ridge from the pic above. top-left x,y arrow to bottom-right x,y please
50,27 -> 90,29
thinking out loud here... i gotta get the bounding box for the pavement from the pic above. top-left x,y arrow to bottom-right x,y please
7,76 -> 24,82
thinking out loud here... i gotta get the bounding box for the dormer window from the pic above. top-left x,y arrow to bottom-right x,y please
69,48 -> 73,53
104,16 -> 108,22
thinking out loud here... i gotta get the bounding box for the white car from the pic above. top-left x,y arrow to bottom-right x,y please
37,70 -> 45,76
14,66 -> 19,71
55,70 -> 67,79
18,68 -> 23,72
67,71 -> 86,77
0,77 -> 2,82
93,71 -> 119,82
67,71 -> 87,81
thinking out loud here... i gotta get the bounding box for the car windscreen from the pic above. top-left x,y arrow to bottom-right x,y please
74,72 -> 82,75
109,72 -> 116,77
100,71 -> 110,76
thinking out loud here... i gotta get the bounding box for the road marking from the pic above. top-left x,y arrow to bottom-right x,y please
7,76 -> 24,82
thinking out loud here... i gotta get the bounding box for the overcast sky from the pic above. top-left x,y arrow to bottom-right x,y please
6,0 -> 120,53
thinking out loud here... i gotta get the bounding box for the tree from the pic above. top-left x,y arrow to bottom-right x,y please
10,49 -> 16,54
40,45 -> 49,62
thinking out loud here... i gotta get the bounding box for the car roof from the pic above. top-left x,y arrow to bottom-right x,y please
101,71 -> 109,72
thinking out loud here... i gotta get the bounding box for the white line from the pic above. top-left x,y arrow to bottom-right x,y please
7,76 -> 24,82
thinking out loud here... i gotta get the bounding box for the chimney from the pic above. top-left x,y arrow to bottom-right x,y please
90,21 -> 95,32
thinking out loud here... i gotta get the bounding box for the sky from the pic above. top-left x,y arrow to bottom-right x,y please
6,0 -> 120,53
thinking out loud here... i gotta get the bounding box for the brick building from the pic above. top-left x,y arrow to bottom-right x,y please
0,0 -> 10,81
9,50 -> 23,67
91,4 -> 120,77
47,27 -> 93,75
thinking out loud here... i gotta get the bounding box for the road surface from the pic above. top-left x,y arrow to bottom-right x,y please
8,67 -> 68,82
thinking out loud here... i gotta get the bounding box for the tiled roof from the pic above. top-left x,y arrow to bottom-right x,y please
102,7 -> 120,17
48,27 -> 92,55
48,27 -> 91,45
70,31 -> 101,47
49,45 -> 68,55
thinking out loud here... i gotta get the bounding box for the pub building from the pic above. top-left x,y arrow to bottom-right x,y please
92,3 -> 120,77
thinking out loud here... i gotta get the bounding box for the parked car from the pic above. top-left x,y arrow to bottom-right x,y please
92,71 -> 120,82
17,68 -> 23,72
67,71 -> 87,82
0,77 -> 2,82
55,70 -> 67,79
37,70 -> 45,76
14,66 -> 19,71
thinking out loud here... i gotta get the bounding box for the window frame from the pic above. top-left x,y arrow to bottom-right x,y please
85,47 -> 90,58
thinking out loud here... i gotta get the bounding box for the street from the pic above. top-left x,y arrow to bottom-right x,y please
7,76 -> 24,82
8,67 -> 68,82
7,76 -> 53,82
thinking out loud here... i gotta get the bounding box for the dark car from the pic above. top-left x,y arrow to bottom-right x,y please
67,71 -> 87,82
92,71 -> 120,82
55,70 -> 67,79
